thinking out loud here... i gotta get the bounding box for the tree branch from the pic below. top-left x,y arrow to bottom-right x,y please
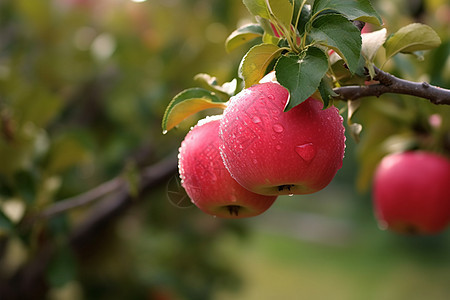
39,177 -> 124,218
2,153 -> 178,300
334,66 -> 450,105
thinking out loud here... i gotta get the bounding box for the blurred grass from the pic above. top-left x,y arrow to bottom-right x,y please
215,222 -> 450,300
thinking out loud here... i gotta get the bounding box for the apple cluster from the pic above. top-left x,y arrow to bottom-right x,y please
372,151 -> 450,235
178,82 -> 346,218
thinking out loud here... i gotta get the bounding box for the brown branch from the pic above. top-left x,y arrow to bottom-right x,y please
1,153 -> 178,300
334,66 -> 450,105
39,177 -> 124,218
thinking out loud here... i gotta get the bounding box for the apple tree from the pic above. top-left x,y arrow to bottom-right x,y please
0,0 -> 449,299
163,0 -> 450,233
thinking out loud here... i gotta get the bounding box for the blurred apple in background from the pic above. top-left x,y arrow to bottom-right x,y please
373,151 -> 450,234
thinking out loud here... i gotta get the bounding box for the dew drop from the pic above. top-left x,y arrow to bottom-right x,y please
271,135 -> 276,140
276,145 -> 282,151
272,124 -> 284,133
162,130 -> 168,135
295,143 -> 316,162
252,116 -> 262,124
267,94 -> 275,100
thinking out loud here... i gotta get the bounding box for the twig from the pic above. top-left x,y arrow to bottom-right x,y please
334,66 -> 450,105
40,177 -> 124,218
70,153 -> 178,245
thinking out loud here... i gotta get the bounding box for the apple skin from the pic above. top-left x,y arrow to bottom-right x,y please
373,151 -> 450,234
178,115 -> 277,218
218,82 -> 346,196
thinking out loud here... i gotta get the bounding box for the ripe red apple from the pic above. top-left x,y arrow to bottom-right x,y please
373,151 -> 450,234
178,115 -> 277,218
219,82 -> 346,196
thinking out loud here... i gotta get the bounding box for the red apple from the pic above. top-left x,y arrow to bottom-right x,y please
219,82 -> 346,196
178,115 -> 277,218
373,151 -> 450,234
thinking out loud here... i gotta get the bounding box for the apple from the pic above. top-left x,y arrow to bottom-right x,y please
178,115 -> 277,218
219,82 -> 346,196
373,151 -> 450,234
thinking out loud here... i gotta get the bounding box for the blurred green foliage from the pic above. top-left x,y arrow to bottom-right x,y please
0,0 -> 449,299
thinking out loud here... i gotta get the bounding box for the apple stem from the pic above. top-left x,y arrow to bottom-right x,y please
227,205 -> 240,216
277,184 -> 294,192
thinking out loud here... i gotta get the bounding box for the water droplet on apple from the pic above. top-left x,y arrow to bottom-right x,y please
272,124 -> 284,133
252,116 -> 262,124
295,143 -> 316,162
267,94 -> 275,100
276,145 -> 281,150
271,135 -> 276,140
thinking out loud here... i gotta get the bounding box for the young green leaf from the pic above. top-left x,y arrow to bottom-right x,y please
361,28 -> 387,62
312,0 -> 382,26
267,0 -> 293,30
292,2 -> 312,35
243,0 -> 270,19
318,77 -> 337,109
194,73 -> 238,97
384,23 -> 441,62
239,43 -> 284,88
309,14 -> 362,73
162,88 -> 227,133
225,23 -> 264,53
275,47 -> 328,111
347,99 -> 363,142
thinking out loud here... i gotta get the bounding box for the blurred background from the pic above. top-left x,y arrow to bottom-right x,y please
0,0 -> 449,299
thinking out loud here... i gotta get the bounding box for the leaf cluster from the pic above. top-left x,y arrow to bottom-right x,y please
162,0 -> 442,133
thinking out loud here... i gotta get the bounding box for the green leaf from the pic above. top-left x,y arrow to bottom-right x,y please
0,208 -> 15,233
318,77 -> 337,109
384,23 -> 441,62
162,88 -> 226,133
194,73 -> 238,97
347,99 -> 362,142
267,0 -> 293,30
361,28 -> 387,62
243,0 -> 270,19
46,133 -> 90,174
14,170 -> 36,205
309,14 -> 362,73
312,0 -> 382,26
225,23 -> 264,53
46,246 -> 77,287
275,47 -> 328,111
292,2 -> 312,35
239,43 -> 283,88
